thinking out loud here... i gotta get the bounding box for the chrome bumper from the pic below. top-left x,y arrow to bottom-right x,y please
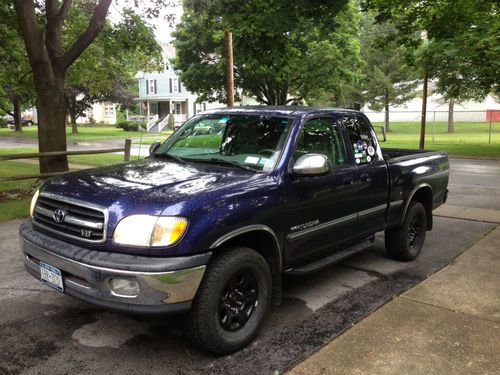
20,221 -> 210,316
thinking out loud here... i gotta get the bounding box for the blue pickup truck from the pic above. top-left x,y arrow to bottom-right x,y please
20,106 -> 449,354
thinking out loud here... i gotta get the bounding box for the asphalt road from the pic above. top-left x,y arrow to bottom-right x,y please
0,158 -> 498,374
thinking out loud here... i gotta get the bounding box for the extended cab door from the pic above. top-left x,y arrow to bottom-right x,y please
284,116 -> 359,265
342,114 -> 389,238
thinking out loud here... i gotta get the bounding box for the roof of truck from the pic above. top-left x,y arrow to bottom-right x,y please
202,105 -> 361,117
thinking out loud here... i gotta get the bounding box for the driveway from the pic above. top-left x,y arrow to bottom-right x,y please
0,158 -> 498,374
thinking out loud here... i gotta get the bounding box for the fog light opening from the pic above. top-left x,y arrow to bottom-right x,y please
107,278 -> 140,298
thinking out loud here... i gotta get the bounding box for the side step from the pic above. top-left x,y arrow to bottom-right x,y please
285,237 -> 375,276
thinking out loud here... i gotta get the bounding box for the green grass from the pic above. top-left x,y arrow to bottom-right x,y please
0,160 -> 38,191
0,198 -> 31,222
0,126 -> 170,141
372,121 -> 500,158
0,147 -> 142,222
0,161 -> 38,222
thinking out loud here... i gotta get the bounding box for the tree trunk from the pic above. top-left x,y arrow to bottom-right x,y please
13,97 -> 23,133
384,89 -> 390,133
419,73 -> 428,150
36,77 -> 69,174
70,111 -> 79,134
447,98 -> 454,133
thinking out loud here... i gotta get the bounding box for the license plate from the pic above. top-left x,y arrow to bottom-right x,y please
40,262 -> 64,292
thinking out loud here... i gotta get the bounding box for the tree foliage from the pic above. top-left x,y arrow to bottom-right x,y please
10,0 -> 166,174
360,13 -> 419,131
63,3 -> 162,133
173,0 -> 363,106
362,0 -> 499,102
0,1 -> 35,131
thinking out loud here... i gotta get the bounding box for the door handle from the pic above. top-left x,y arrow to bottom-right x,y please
343,176 -> 354,185
360,173 -> 369,182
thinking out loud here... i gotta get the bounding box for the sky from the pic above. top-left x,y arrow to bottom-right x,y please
109,1 -> 184,44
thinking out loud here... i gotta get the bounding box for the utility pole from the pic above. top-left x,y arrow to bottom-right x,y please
419,72 -> 428,149
225,30 -> 234,107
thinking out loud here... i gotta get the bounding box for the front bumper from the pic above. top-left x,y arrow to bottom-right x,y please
20,221 -> 211,316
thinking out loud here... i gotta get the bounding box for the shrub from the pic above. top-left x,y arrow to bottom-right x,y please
116,121 -> 139,132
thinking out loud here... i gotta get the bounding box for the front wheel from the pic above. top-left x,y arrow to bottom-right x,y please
187,247 -> 272,354
385,201 -> 427,261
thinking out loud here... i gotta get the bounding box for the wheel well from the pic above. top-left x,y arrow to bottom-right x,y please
410,187 -> 433,230
212,230 -> 283,305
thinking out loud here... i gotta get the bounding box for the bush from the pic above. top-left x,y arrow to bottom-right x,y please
116,121 -> 139,132
0,118 -> 7,128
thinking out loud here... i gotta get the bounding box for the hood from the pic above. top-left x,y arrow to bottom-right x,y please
41,158 -> 258,219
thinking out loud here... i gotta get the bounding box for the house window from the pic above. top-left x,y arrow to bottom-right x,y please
173,77 -> 179,93
175,103 -> 181,114
103,103 -> 115,118
147,79 -> 156,94
164,62 -> 169,71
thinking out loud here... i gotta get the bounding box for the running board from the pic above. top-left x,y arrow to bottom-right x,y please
285,237 -> 375,276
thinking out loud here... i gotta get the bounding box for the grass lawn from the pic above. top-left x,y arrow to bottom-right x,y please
0,147 -> 143,222
0,198 -> 31,222
0,126 -> 170,141
373,121 -> 500,158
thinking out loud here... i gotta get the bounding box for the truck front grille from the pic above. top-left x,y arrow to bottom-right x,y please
33,194 -> 108,243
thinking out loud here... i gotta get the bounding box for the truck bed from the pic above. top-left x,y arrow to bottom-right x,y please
382,148 -> 449,230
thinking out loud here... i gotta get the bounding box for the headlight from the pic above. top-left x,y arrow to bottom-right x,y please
29,189 -> 40,217
113,215 -> 188,247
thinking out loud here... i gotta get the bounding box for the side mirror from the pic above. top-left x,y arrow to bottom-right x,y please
149,141 -> 161,155
292,154 -> 330,176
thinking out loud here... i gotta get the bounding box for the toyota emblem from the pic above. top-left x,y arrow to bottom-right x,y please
53,209 -> 66,223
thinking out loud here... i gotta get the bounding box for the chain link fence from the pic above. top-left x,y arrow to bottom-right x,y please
363,110 -> 499,145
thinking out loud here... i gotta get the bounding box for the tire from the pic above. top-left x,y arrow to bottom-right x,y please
385,201 -> 427,262
187,247 -> 272,354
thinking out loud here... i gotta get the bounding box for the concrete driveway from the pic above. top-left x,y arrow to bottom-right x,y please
0,158 -> 498,374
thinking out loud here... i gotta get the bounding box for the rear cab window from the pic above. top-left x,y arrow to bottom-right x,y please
343,115 -> 379,165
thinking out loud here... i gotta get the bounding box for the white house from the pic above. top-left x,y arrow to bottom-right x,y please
76,102 -> 117,125
135,44 -> 261,132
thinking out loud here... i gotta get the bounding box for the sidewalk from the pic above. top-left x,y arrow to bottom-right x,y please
289,209 -> 500,375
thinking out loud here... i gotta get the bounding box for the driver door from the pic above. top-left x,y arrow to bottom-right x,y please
284,117 -> 358,265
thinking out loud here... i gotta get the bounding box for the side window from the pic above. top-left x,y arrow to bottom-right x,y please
294,117 -> 346,167
344,115 -> 378,165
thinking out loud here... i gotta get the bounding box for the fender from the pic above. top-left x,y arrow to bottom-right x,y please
401,183 -> 433,225
209,224 -> 283,270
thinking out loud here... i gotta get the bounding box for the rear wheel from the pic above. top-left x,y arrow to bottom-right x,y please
385,201 -> 427,261
187,247 -> 272,354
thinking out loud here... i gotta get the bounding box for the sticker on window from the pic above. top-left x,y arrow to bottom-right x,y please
244,156 -> 259,164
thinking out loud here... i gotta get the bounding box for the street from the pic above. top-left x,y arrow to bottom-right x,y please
0,158 -> 498,374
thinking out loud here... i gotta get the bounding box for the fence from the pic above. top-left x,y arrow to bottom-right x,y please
363,110 -> 499,145
0,139 -> 131,182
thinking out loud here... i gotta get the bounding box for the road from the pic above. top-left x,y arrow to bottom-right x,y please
0,158 -> 498,374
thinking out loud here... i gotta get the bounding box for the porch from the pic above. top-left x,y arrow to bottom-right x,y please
141,99 -> 189,132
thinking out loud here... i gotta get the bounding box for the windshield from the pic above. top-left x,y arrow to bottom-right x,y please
154,114 -> 294,172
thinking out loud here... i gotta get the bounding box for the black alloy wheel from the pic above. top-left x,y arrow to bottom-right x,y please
218,269 -> 259,331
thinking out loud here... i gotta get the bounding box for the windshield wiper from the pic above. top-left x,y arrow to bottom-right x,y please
153,152 -> 186,164
190,158 -> 258,172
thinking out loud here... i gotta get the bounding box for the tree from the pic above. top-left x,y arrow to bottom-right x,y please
11,0 -> 166,174
173,0 -> 362,106
63,4 -> 161,134
0,1 -> 35,132
360,14 -> 418,132
362,0 -> 499,137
